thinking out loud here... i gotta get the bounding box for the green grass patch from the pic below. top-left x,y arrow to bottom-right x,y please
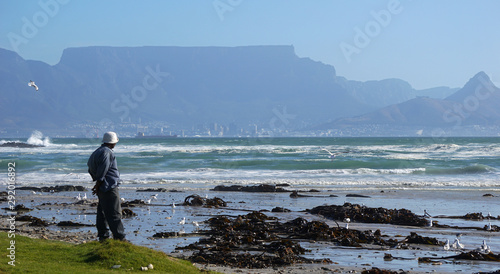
0,232 -> 209,273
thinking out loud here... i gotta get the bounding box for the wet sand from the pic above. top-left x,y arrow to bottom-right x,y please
2,187 -> 499,273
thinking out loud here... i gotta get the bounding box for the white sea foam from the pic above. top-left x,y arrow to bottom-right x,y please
27,130 -> 52,146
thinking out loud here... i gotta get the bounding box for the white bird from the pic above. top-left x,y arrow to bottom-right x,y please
179,217 -> 186,226
487,222 -> 492,231
31,191 -> 37,195
343,218 -> 350,229
28,80 -> 39,91
192,221 -> 199,229
322,149 -> 338,159
487,212 -> 492,219
151,194 -> 158,200
443,239 -> 450,250
172,202 -> 176,209
427,218 -> 433,227
452,238 -> 464,249
120,197 -> 125,202
145,199 -> 151,204
479,240 -> 491,254
82,193 -> 87,200
75,193 -> 81,200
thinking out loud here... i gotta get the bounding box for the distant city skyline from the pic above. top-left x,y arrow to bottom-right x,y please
1,0 -> 499,90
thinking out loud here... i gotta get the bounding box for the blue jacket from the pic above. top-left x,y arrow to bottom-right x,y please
87,145 -> 121,192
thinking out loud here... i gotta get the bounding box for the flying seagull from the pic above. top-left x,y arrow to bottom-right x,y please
28,80 -> 39,91
322,149 -> 348,160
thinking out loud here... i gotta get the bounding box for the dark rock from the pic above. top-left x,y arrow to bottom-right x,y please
464,212 -> 485,220
404,232 -> 443,245
12,204 -> 33,212
290,190 -> 313,198
57,221 -> 93,227
122,208 -> 137,218
153,232 -> 176,238
121,199 -> 146,207
362,267 -> 399,274
184,194 -> 227,207
346,194 -> 371,198
18,185 -> 86,192
136,188 -> 169,192
16,215 -> 49,226
271,207 -> 291,212
0,142 -> 44,148
212,184 -> 289,192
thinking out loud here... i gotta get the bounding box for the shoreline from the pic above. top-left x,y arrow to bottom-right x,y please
1,186 -> 499,273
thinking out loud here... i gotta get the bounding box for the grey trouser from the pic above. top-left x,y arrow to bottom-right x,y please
96,187 -> 125,240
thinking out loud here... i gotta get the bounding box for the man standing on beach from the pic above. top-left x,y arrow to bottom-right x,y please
87,131 -> 126,241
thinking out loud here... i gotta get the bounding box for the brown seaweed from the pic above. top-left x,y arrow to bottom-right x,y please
179,211 -> 399,268
308,202 -> 428,227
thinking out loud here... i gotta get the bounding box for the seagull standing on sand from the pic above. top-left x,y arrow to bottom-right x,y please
479,240 -> 491,254
179,217 -> 186,226
192,221 -> 200,231
28,80 -> 39,91
452,237 -> 464,249
443,239 -> 450,250
343,217 -> 350,229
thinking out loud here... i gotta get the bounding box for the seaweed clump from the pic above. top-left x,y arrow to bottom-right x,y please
180,211 -> 399,268
308,202 -> 428,227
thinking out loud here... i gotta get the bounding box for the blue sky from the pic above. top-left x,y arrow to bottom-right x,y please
1,0 -> 499,90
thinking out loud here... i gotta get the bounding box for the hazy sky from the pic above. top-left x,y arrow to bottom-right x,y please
1,0 -> 499,90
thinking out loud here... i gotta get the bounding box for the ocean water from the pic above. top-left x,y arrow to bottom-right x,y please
2,132 -> 500,192
3,132 -> 500,273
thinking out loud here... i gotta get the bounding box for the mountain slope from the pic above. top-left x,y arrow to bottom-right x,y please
321,71 -> 500,129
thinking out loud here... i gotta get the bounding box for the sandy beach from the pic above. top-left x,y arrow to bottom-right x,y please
2,185 -> 499,273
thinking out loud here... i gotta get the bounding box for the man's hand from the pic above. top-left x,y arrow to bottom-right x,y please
92,180 -> 103,195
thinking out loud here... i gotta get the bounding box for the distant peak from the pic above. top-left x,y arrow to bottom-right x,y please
471,71 -> 489,81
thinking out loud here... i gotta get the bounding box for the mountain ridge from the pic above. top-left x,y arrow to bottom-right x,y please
0,45 -> 484,136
